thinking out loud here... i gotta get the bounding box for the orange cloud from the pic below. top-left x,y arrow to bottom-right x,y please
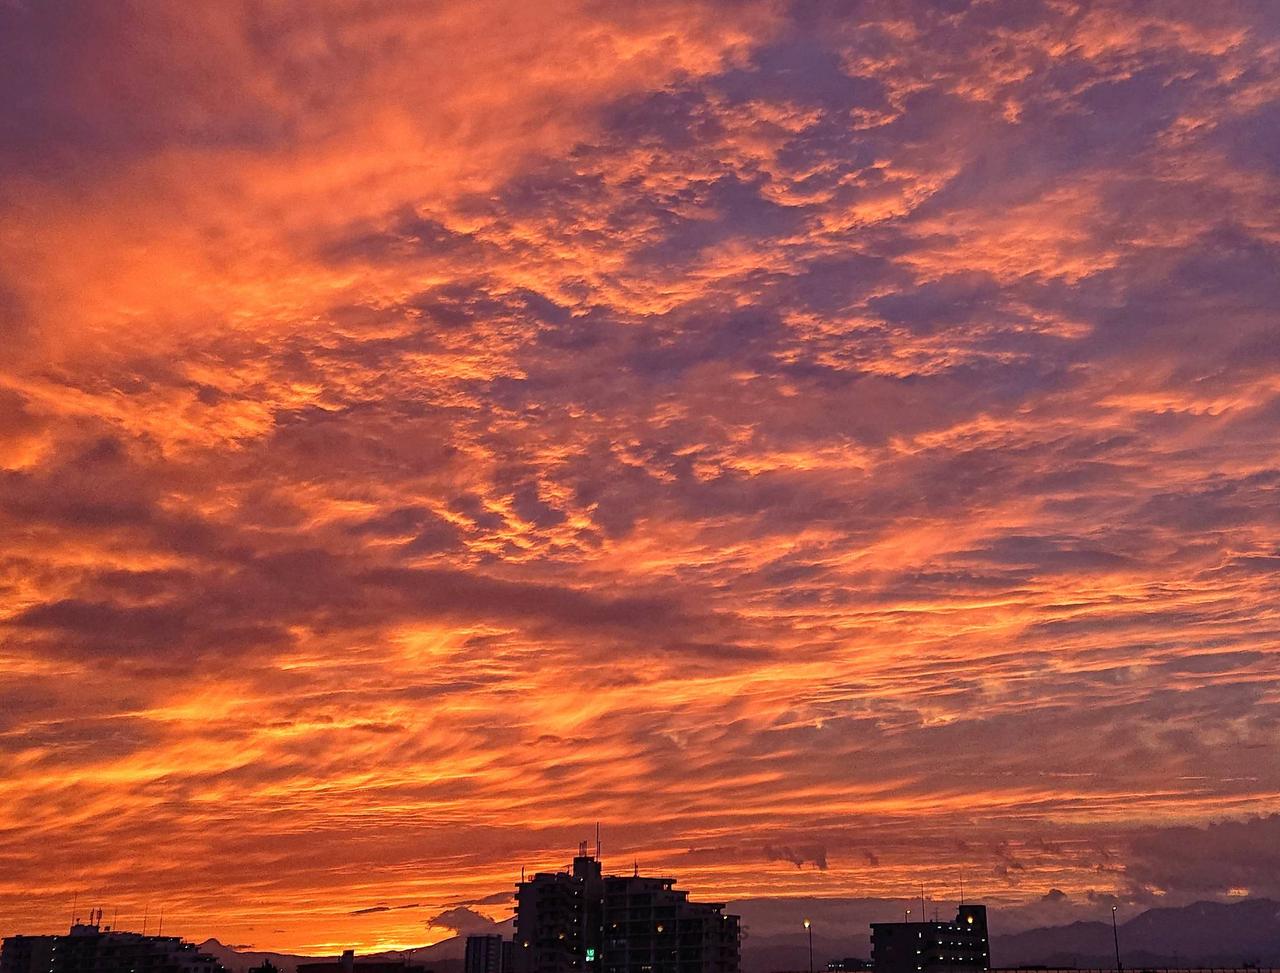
2,0 -> 1279,955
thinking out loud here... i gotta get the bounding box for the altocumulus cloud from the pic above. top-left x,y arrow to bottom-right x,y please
0,0 -> 1277,954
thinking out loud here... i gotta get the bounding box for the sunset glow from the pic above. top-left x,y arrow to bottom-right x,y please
2,0 -> 1279,956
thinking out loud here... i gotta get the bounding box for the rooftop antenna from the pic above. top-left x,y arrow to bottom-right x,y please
959,869 -> 965,907
634,859 -> 639,878
595,822 -> 601,861
921,885 -> 926,925
157,910 -> 163,937
71,892 -> 78,926
142,902 -> 149,936
521,865 -> 526,883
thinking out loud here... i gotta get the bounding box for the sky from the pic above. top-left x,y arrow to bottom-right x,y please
1,0 -> 1279,956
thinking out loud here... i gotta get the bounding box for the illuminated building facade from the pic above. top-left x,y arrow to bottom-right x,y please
870,905 -> 989,973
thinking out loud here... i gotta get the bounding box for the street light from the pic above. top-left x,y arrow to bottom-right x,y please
804,919 -> 813,973
1111,907 -> 1123,973
905,908 -> 912,923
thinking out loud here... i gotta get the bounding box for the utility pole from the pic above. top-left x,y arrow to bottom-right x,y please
1111,906 -> 1123,973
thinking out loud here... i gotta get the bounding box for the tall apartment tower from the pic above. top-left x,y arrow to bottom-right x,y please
513,851 -> 738,973
514,853 -> 604,973
870,904 -> 989,973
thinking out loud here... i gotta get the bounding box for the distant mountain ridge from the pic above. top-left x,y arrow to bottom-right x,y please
732,898 -> 1280,973
196,938 -> 464,973
199,898 -> 1280,973
991,899 -> 1280,969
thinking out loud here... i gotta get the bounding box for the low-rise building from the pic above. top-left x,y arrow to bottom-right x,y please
871,906 -> 989,973
1,922 -> 224,973
297,950 -> 419,973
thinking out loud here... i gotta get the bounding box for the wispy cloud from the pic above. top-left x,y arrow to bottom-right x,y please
0,0 -> 1277,954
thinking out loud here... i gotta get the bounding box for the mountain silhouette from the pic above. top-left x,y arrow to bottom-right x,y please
198,898 -> 1280,973
990,899 -> 1280,969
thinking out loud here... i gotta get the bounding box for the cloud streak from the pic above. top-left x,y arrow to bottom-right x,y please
0,0 -> 1277,955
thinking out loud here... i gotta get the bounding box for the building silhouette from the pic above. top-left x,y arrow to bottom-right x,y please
0,919 -> 224,973
466,936 -> 513,973
513,847 -> 739,973
871,905 -> 989,973
297,951 -> 422,973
